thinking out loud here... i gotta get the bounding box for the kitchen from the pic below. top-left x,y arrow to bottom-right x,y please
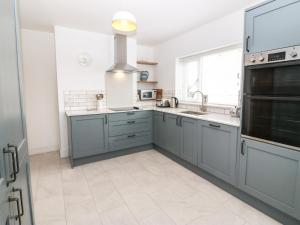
1,0 -> 300,225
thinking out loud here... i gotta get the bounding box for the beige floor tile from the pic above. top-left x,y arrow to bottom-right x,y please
36,172 -> 63,200
65,201 -> 102,225
140,211 -> 176,225
35,218 -> 67,225
100,205 -> 139,225
34,196 -> 65,222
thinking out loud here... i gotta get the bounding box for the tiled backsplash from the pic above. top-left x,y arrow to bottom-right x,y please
64,90 -> 106,111
64,89 -> 233,115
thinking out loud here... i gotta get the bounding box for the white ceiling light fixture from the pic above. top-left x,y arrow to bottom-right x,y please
112,11 -> 137,32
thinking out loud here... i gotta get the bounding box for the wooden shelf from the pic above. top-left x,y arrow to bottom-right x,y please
137,81 -> 158,84
137,60 -> 158,65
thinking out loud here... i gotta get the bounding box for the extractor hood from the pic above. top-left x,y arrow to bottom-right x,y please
106,34 -> 138,73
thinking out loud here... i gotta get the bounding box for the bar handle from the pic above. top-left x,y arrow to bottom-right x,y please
209,123 -> 220,129
246,36 -> 250,52
241,140 -> 245,156
105,115 -> 108,124
3,148 -> 17,185
13,188 -> 24,216
127,134 -> 136,138
127,120 -> 136,124
8,197 -> 22,225
8,144 -> 19,174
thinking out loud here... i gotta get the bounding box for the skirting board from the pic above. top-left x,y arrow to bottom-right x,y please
153,145 -> 300,225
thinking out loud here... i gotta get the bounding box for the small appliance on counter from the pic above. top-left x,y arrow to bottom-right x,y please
96,94 -> 104,110
156,99 -> 170,108
138,89 -> 157,101
170,97 -> 179,108
229,106 -> 241,118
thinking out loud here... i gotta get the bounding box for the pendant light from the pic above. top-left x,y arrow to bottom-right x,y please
112,11 -> 137,32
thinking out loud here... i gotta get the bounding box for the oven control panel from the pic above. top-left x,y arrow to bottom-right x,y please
245,45 -> 300,66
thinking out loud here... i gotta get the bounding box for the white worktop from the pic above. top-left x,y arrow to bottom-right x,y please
65,107 -> 240,127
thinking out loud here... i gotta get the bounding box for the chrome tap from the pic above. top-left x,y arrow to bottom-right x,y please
192,90 -> 207,112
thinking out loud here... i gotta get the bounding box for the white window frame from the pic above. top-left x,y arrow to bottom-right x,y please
175,44 -> 242,107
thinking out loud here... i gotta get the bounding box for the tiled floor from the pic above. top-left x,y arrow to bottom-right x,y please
30,150 -> 281,225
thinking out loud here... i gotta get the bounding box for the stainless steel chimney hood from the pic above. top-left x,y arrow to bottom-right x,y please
106,34 -> 138,73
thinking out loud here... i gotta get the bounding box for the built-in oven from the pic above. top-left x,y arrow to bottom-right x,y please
242,45 -> 300,149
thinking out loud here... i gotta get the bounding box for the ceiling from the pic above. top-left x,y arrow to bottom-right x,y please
20,0 -> 259,45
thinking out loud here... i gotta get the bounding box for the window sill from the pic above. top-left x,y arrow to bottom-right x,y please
179,101 -> 237,109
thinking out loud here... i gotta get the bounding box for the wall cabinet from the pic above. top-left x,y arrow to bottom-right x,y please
198,121 -> 238,185
239,138 -> 300,220
68,115 -> 108,161
245,0 -> 300,53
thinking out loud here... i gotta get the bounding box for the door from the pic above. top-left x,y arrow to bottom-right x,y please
71,115 -> 108,158
245,0 -> 300,53
153,112 -> 167,149
181,117 -> 198,165
199,121 -> 238,185
1,0 -> 33,224
165,114 -> 181,156
239,138 -> 300,220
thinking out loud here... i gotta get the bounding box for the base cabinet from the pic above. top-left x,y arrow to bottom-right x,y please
198,121 -> 238,185
153,112 -> 167,149
181,117 -> 198,165
239,138 -> 300,220
68,115 -> 108,160
165,114 -> 181,157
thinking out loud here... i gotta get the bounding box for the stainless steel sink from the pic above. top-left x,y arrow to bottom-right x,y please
180,110 -> 208,116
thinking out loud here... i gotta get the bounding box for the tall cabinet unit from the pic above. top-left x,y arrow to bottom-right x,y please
245,0 -> 300,53
0,0 -> 34,224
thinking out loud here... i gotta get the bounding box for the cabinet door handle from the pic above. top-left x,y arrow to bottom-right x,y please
179,117 -> 183,127
241,140 -> 245,156
105,115 -> 108,124
246,36 -> 250,52
162,113 -> 166,122
12,188 -> 24,217
127,120 -> 136,124
3,149 -> 17,185
8,197 -> 22,225
8,144 -> 19,174
127,134 -> 136,138
209,123 -> 220,128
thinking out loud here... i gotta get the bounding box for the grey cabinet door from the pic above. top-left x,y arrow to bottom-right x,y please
245,0 -> 300,53
71,115 -> 108,158
198,121 -> 238,185
181,117 -> 198,165
12,156 -> 34,225
239,138 -> 300,220
153,112 -> 167,149
165,114 -> 181,156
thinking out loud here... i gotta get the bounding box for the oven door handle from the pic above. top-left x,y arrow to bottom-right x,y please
245,95 -> 300,102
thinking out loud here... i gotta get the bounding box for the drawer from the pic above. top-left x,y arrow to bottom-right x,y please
108,110 -> 152,122
109,132 -> 152,151
109,118 -> 152,137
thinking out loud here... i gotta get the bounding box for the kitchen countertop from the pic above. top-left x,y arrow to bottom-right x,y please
65,107 -> 240,127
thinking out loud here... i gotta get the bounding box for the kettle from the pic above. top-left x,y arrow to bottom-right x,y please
170,97 -> 179,108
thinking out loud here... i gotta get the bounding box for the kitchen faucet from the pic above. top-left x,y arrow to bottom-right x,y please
192,90 -> 207,112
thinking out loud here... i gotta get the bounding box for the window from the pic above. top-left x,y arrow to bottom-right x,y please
176,46 -> 242,106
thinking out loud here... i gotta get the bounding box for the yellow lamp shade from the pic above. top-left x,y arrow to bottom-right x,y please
112,11 -> 137,32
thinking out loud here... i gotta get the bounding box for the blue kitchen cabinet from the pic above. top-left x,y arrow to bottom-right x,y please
198,121 -> 238,185
245,0 -> 300,53
69,115 -> 109,160
239,138 -> 300,220
180,117 -> 198,165
153,112 -> 168,149
108,111 -> 152,151
165,114 -> 181,157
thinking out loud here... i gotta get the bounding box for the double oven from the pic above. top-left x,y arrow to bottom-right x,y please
242,46 -> 300,149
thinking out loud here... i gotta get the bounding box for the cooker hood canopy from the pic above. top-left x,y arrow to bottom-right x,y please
106,34 -> 138,73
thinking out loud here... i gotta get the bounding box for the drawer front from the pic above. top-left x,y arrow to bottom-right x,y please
109,118 -> 152,137
109,132 -> 152,151
108,111 -> 152,122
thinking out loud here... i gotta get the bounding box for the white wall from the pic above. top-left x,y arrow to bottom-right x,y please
55,26 -> 114,157
21,29 -> 60,155
154,10 -> 245,90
